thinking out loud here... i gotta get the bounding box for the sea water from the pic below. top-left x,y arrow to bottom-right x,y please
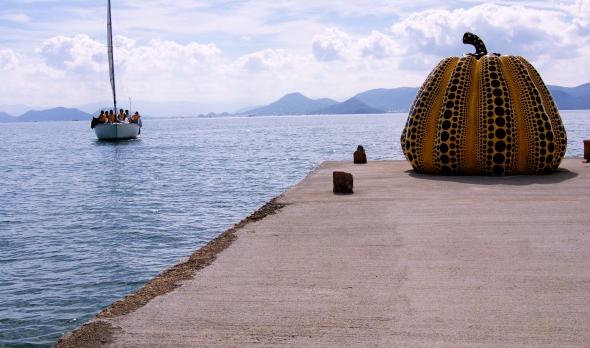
0,112 -> 588,346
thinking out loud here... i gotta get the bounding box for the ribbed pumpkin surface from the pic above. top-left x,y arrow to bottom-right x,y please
401,55 -> 567,175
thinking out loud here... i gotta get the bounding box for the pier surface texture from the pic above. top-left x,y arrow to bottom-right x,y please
60,159 -> 589,347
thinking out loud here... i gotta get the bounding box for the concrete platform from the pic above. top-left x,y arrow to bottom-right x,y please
59,159 -> 590,347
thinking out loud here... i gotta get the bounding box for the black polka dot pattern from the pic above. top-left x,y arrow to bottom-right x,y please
478,55 -> 516,176
505,57 -> 557,174
433,56 -> 474,174
401,57 -> 455,173
519,58 -> 567,170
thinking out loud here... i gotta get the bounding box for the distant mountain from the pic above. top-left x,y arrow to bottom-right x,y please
0,83 -> 587,123
548,83 -> 590,110
238,88 -> 416,116
549,83 -> 590,97
0,112 -> 16,122
4,107 -> 92,123
246,92 -> 338,115
352,84 -> 589,112
354,87 -> 418,112
315,97 -> 384,114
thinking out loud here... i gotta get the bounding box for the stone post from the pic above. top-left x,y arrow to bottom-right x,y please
354,145 -> 367,164
333,171 -> 353,194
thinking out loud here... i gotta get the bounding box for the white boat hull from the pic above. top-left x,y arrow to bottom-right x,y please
94,123 -> 140,140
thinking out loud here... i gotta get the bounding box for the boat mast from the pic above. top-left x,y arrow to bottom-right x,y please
107,0 -> 117,113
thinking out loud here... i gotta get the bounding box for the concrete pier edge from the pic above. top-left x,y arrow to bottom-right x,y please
55,199 -> 286,348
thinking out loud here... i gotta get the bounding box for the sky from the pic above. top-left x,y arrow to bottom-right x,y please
0,0 -> 589,114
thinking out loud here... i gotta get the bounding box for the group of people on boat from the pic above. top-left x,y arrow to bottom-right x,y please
99,109 -> 141,124
91,109 -> 141,128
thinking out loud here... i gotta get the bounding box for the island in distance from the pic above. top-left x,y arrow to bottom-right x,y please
219,87 -> 421,117
0,107 -> 91,123
233,83 -> 590,117
0,83 -> 589,122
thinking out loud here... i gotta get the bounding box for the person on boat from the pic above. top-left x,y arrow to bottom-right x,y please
130,111 -> 141,124
118,109 -> 126,122
98,110 -> 107,123
108,110 -> 116,123
91,110 -> 107,128
125,109 -> 130,120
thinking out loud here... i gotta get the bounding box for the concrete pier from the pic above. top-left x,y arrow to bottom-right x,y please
58,159 -> 590,347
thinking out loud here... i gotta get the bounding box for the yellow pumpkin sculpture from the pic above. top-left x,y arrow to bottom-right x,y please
401,32 -> 567,175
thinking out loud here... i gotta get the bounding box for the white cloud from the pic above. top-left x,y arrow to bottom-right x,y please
569,0 -> 590,33
36,34 -> 221,76
121,39 -> 221,74
38,34 -> 105,72
390,3 -> 589,59
385,2 -> 590,86
358,30 -> 402,59
0,34 -> 225,109
312,28 -> 352,61
235,49 -> 293,72
0,49 -> 19,70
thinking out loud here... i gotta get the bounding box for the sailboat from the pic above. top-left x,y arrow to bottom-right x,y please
93,0 -> 140,140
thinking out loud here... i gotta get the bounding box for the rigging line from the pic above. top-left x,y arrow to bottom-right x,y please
107,0 -> 117,113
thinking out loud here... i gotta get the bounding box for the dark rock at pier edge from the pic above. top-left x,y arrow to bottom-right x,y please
333,171 -> 353,194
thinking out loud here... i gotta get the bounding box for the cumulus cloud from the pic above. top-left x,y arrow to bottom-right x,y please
373,1 -> 590,88
37,34 -> 222,76
311,28 -> 406,63
39,34 -> 105,72
390,3 -> 590,63
3,34 -> 226,108
0,49 -> 19,70
119,39 -> 221,75
312,28 -> 352,61
358,30 -> 401,59
235,48 -> 293,71
569,0 -> 590,33
153,40 -> 221,66
311,28 -> 405,62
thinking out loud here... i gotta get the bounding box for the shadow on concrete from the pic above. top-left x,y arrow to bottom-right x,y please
406,168 -> 579,186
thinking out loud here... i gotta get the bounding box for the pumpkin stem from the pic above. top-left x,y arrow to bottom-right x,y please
463,32 -> 488,58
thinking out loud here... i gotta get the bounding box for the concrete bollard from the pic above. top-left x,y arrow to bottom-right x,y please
354,145 -> 367,164
333,171 -> 353,194
584,140 -> 590,161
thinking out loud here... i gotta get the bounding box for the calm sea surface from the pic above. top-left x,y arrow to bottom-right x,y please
0,111 -> 588,346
